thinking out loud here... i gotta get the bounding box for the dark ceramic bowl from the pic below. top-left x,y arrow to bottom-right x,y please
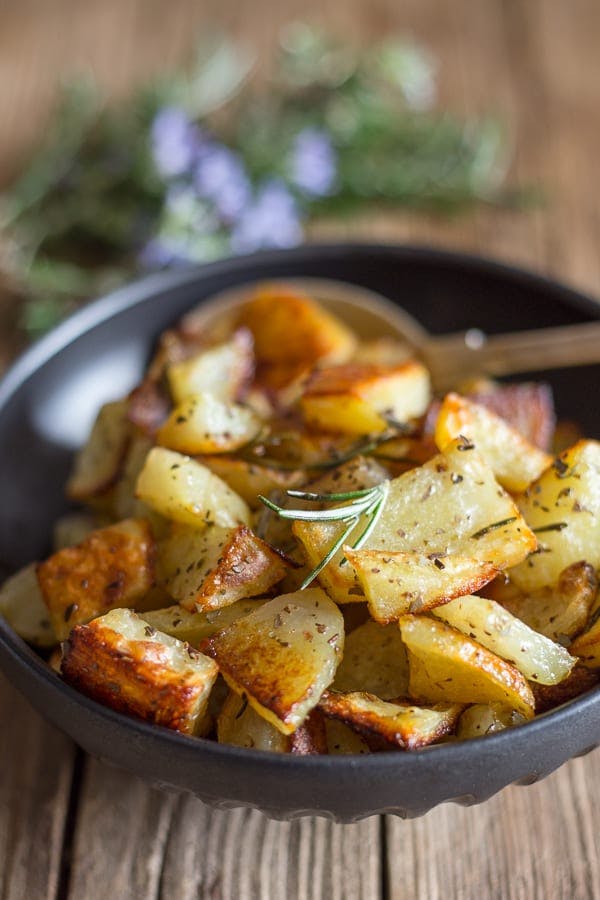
1,244 -> 599,822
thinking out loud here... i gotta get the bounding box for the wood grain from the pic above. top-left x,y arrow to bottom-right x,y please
0,673 -> 75,900
1,1 -> 600,898
67,758 -> 380,900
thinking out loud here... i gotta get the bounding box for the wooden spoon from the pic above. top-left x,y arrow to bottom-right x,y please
191,276 -> 600,392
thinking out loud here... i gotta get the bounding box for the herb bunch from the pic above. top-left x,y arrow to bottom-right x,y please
1,24 -> 529,338
260,481 -> 390,589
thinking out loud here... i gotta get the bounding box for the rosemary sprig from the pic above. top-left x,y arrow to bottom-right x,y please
259,481 -> 390,589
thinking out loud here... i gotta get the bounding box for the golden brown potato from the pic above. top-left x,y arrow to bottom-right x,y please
318,690 -> 463,750
66,400 -> 131,501
157,393 -> 262,455
217,690 -> 289,752
234,284 -> 357,368
434,392 -> 552,492
167,329 -> 254,405
461,380 -> 555,451
569,616 -> 600,669
37,519 -> 155,640
288,709 -> 329,755
294,438 -> 536,605
509,440 -> 600,591
0,564 -> 55,646
61,608 -> 218,735
135,447 -> 251,528
158,523 -> 289,611
200,456 -> 303,508
140,599 -> 265,646
325,718 -> 370,754
332,619 -> 409,699
456,704 -> 527,740
399,614 -> 535,719
496,561 -> 598,642
204,588 -> 344,734
530,665 -> 600,711
347,549 -> 498,621
301,361 -> 430,435
432,594 -> 575,685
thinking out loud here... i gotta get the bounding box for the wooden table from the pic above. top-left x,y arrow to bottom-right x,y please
1,1 -> 600,897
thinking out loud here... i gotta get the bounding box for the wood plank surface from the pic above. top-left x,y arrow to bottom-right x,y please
1,1 -> 600,898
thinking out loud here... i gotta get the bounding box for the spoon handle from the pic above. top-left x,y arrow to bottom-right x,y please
424,320 -> 600,392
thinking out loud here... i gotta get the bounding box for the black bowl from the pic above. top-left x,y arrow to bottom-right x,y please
1,244 -> 600,822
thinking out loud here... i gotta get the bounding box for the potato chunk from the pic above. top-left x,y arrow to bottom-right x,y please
509,440 -> 600,591
332,619 -> 409,699
294,439 -> 536,605
234,284 -> 357,368
140,599 -> 264,646
61,608 -> 217,735
347,549 -> 498,621
399,615 -> 535,719
158,523 -> 289,611
66,400 -> 131,501
434,392 -> 551,492
496,561 -> 597,642
569,618 -> 600,669
157,392 -> 262,455
135,447 -> 251,528
301,361 -> 430,434
37,519 -> 156,641
432,594 -> 575,685
200,456 -> 303,508
456,704 -> 527,740
217,690 -> 289,752
318,690 -> 462,750
167,330 -> 253,405
205,589 -> 344,734
0,564 -> 55,646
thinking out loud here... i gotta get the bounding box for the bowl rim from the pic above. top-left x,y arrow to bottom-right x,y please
1,240 -> 600,777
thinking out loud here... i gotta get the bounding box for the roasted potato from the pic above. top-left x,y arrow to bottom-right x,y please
295,438 -> 536,606
495,561 -> 598,642
205,588 -> 344,734
399,614 -> 536,719
434,392 -> 552,492
158,522 -> 289,611
37,518 -> 156,640
167,329 -> 254,405
318,690 -> 463,750
61,608 -> 218,735
456,704 -> 527,740
66,400 -> 131,501
140,599 -> 264,646
301,361 -> 430,435
0,564 -> 55,646
157,392 -> 262,455
331,618 -> 409,699
509,440 -> 600,591
432,594 -> 575,684
135,447 -> 251,528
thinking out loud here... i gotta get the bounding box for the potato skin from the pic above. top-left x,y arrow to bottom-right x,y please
37,519 -> 155,640
61,614 -> 217,734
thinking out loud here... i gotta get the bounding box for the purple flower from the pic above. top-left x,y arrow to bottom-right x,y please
138,237 -> 193,269
230,179 -> 303,253
290,127 -> 337,196
194,143 -> 251,221
150,107 -> 200,178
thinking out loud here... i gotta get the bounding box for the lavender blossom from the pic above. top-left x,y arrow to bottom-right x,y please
290,127 -> 337,196
230,179 -> 303,253
150,106 -> 200,178
194,143 -> 251,221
